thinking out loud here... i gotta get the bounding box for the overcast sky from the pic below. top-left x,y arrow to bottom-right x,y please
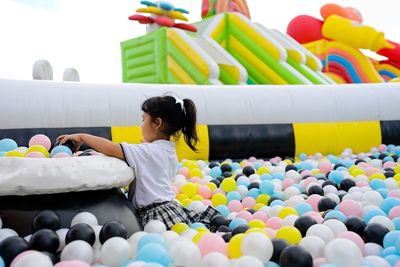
0,0 -> 398,83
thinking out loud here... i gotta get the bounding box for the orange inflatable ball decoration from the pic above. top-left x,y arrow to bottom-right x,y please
320,3 -> 362,23
287,15 -> 324,44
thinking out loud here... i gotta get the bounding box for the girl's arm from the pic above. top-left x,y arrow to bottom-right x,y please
57,133 -> 125,160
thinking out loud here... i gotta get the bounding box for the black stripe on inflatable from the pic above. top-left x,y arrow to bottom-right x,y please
380,120 -> 400,145
0,127 -> 111,148
208,124 -> 295,160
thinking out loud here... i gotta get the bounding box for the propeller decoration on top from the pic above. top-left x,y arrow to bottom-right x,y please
129,1 -> 197,32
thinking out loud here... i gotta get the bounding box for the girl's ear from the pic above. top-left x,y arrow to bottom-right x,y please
154,117 -> 163,129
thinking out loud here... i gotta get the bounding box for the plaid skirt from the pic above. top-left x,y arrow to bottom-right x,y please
138,200 -> 220,230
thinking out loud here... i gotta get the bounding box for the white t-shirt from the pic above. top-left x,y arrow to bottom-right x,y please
120,140 -> 177,208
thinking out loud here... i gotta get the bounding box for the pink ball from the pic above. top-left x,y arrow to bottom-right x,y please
358,162 -> 370,168
228,200 -> 243,212
304,177 -> 318,188
10,250 -> 37,267
395,261 -> 400,267
52,152 -> 71,158
283,178 -> 295,189
365,167 -> 379,176
388,190 -> 400,199
301,170 -> 312,177
242,197 -> 256,208
356,181 -> 369,187
171,185 -> 180,196
248,157 -> 257,162
337,231 -> 365,254
178,167 -> 190,177
383,161 -> 396,169
191,177 -> 201,184
378,144 -> 387,152
202,199 -> 212,206
270,158 -> 279,165
319,162 -> 333,174
339,199 -> 362,217
197,233 -> 228,256
264,228 -> 276,238
307,194 -> 323,211
266,217 -> 283,230
388,206 -> 400,219
29,134 -> 51,150
253,211 -> 268,222
54,261 -> 91,267
198,185 -> 211,199
304,211 -> 323,224
25,152 -> 45,158
212,188 -> 225,196
313,257 -> 327,267
236,210 -> 253,222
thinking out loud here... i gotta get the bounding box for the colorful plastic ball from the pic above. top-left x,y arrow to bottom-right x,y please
65,223 -> 95,246
242,197 -> 256,209
26,145 -> 49,157
29,134 -> 51,150
363,223 -> 390,246
71,212 -> 98,227
198,185 -> 211,199
29,229 -> 59,254
198,233 -> 228,256
210,166 -> 222,179
228,233 -> 245,259
10,250 -> 53,267
228,200 -> 243,212
4,150 -> 24,157
306,224 -> 335,244
60,240 -> 94,264
383,230 -> 400,248
276,226 -> 302,245
200,252 -> 230,267
294,216 -> 317,237
226,191 -> 242,202
270,238 -> 290,263
338,199 -> 362,217
55,261 -> 92,267
52,152 -> 71,158
0,138 -> 18,152
236,210 -> 253,222
240,232 -> 273,262
279,245 -> 313,267
298,235 -> 325,259
259,180 -> 274,195
101,237 -> 130,267
136,243 -> 170,267
181,183 -> 197,197
31,210 -> 60,232
169,240 -> 201,266
25,151 -> 46,158
220,178 -> 236,192
337,231 -> 365,254
137,233 -> 166,250
171,223 -> 189,235
99,221 -> 127,244
369,215 -> 395,231
324,238 -> 363,266
50,145 -> 72,157
295,203 -> 313,215
229,218 -> 247,230
215,205 -> 229,217
143,220 -> 166,234
127,231 -> 147,259
211,193 -> 227,207
0,257 -> 3,267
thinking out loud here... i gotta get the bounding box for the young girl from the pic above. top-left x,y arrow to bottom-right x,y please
57,95 -> 220,229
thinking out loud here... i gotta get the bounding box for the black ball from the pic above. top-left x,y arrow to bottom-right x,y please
392,155 -> 399,162
270,238 -> 290,263
322,180 -> 338,189
344,216 -> 366,237
29,229 -> 60,254
285,165 -> 297,172
317,176 -> 328,181
242,166 -> 255,177
220,164 -> 232,173
78,152 -> 92,157
302,175 -> 311,180
232,225 -> 250,236
384,171 -> 395,178
234,174 -> 244,181
99,221 -> 128,244
208,162 -> 219,168
210,179 -> 220,187
268,196 -> 282,205
334,163 -> 345,170
222,171 -> 232,178
216,225 -> 231,233
318,197 -> 337,212
248,182 -> 259,190
339,179 -> 356,192
0,236 -> 29,266
294,216 -> 317,237
338,192 -> 347,201
54,139 -> 76,152
216,176 -> 225,183
246,208 -> 256,214
31,210 -> 60,232
279,245 -> 313,267
378,153 -> 387,160
307,185 -> 324,196
363,223 -> 389,246
210,215 -> 229,229
222,232 -> 232,242
65,223 -> 95,245
355,159 -> 366,165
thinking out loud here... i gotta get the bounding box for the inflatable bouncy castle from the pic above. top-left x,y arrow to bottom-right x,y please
0,1 -> 400,267
287,3 -> 400,83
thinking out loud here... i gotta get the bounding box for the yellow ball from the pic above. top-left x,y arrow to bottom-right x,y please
228,233 -> 245,258
171,223 -> 190,235
284,159 -> 293,165
393,173 -> 400,182
181,199 -> 192,207
369,173 -> 386,181
191,194 -> 204,201
183,160 -> 198,169
311,169 -> 321,175
276,226 -> 302,245
196,227 -> 210,233
256,166 -> 270,175
190,168 -> 203,178
26,145 -> 49,158
182,183 -> 197,197
245,228 -> 268,235
177,193 -> 189,203
220,178 -> 237,192
278,207 -> 298,218
211,193 -> 227,207
207,182 -> 217,191
350,168 -> 365,176
5,150 -> 24,157
192,231 -> 207,243
248,219 -> 266,228
394,165 -> 400,174
256,194 -> 270,205
254,203 -> 265,211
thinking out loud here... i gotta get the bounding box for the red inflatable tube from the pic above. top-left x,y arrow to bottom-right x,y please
378,40 -> 400,64
287,15 -> 324,44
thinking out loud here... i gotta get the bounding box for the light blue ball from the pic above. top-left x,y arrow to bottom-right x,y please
298,162 -> 313,171
364,209 -> 387,223
253,162 -> 262,170
381,246 -> 396,257
190,222 -> 206,229
370,179 -> 387,190
381,197 -> 400,214
292,184 -> 304,193
265,261 -> 280,267
383,231 -> 400,248
395,236 -> 400,254
120,260 -> 135,267
210,166 -> 222,179
260,173 -> 273,181
270,199 -> 285,207
260,180 -> 274,195
0,151 -> 5,157
272,191 -> 284,200
236,176 -> 250,187
324,210 -> 347,222
327,154 -> 339,164
384,254 -> 400,266
336,166 -> 348,172
394,147 -> 400,156
216,205 -> 229,217
340,159 -> 354,168
328,170 -> 344,185
231,162 -> 241,171
0,257 -> 4,267
383,156 -> 394,162
137,243 -> 170,267
393,218 -> 400,230
227,191 -> 242,201
138,233 -> 167,250
143,263 -> 165,267
0,138 -> 17,152
247,188 -> 261,199
229,218 -> 247,229
298,153 -> 307,161
320,264 -> 340,267
272,172 -> 285,181
50,145 -> 72,157
295,203 -> 313,215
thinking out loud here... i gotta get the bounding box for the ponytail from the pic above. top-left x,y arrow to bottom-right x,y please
182,99 -> 198,152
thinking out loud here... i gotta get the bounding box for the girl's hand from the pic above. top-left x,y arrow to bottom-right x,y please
57,134 -> 84,152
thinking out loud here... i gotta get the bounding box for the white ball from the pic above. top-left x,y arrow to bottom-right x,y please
365,255 -> 391,267
61,240 -> 94,264
362,205 -> 380,216
286,195 -> 305,207
306,224 -> 335,243
284,186 -> 301,200
0,228 -> 18,242
325,193 -> 340,204
187,200 -> 206,213
91,225 -> 102,246
24,235 -> 31,242
71,212 -> 98,227
322,219 -> 347,237
101,237 -> 130,267
56,228 -> 69,251
249,174 -> 260,183
269,205 -> 284,217
200,252 -> 230,267
324,238 -> 363,267
181,229 -> 198,240
299,235 -> 325,259
282,215 -> 299,226
232,255 -> 264,267
10,251 -> 53,267
355,175 -> 369,182
237,185 -> 249,199
323,185 -> 338,195
350,191 -> 363,201
227,212 -> 238,220
144,220 -> 167,234
169,240 -> 201,266
241,232 -> 273,262
162,230 -> 179,246
369,216 -> 395,231
286,170 -> 301,181
384,178 -> 398,190
126,261 -> 147,267
173,175 -> 187,188
370,159 -> 382,168
364,242 -> 383,256
128,231 -> 147,259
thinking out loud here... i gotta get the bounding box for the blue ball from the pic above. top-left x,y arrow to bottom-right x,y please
383,156 -> 394,162
370,179 -> 386,190
384,255 -> 400,266
137,243 -> 170,267
272,191 -> 284,200
143,263 -> 165,267
295,203 -> 313,215
138,233 -> 167,249
320,264 -> 340,267
236,176 -> 250,187
260,173 -> 273,181
259,180 -> 274,195
340,159 -> 354,168
120,260 -> 135,267
50,145 -> 72,157
247,188 -> 261,199
381,197 -> 400,214
272,172 -> 284,181
229,218 -> 247,229
383,231 -> 400,248
0,257 -> 4,267
210,166 -> 222,179
231,162 -> 240,171
0,138 -> 17,152
190,222 -> 206,229
393,218 -> 400,230
395,236 -> 400,254
253,162 -> 262,170
216,205 -> 229,217
299,162 -> 313,171
265,261 -> 280,267
327,154 -> 339,164
298,153 -> 307,161
377,188 -> 389,199
324,210 -> 347,222
363,209 -> 387,223
0,152 -> 5,157
328,170 -> 344,184
270,199 -> 286,207
227,191 -> 242,201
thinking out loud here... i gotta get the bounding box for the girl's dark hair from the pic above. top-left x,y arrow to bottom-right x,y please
141,95 -> 198,151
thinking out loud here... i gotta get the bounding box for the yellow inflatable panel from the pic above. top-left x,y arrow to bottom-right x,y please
175,125 -> 209,161
294,121 -> 381,156
167,55 -> 196,84
111,126 -> 142,144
